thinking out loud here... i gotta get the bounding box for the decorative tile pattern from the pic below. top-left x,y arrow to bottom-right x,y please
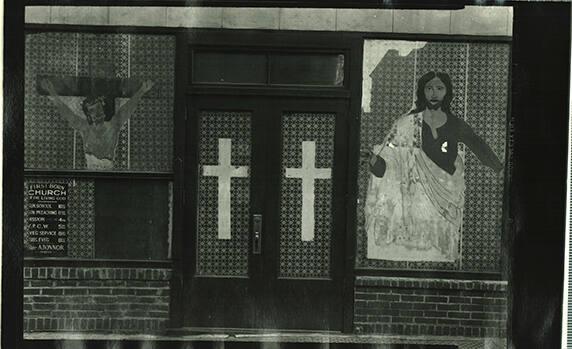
74,129 -> 86,170
25,33 -> 76,169
357,40 -> 509,272
67,179 -> 96,258
77,33 -> 129,79
279,113 -> 335,279
196,111 -> 251,276
24,178 -> 95,258
462,43 -> 509,272
25,32 -> 174,172
129,34 -> 175,172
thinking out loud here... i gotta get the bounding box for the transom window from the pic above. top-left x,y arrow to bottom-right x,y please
192,50 -> 345,87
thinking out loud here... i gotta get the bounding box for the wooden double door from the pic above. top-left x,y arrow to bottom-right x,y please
184,94 -> 349,331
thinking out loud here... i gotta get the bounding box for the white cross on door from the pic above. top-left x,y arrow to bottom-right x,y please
203,138 -> 249,239
285,141 -> 332,241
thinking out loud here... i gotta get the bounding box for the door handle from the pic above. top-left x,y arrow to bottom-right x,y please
252,214 -> 262,255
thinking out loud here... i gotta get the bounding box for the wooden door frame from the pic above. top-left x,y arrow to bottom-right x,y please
170,29 -> 362,332
180,95 -> 350,330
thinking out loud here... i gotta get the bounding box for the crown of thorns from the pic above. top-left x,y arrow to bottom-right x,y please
83,96 -> 106,107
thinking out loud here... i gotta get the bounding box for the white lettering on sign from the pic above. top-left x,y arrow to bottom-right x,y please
285,141 -> 331,241
203,138 -> 249,240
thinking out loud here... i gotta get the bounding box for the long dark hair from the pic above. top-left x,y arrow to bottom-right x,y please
410,71 -> 454,115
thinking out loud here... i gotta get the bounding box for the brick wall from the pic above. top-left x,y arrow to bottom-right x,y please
24,267 -> 172,333
354,276 -> 507,338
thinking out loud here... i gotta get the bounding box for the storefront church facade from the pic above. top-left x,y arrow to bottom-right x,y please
22,5 -> 513,348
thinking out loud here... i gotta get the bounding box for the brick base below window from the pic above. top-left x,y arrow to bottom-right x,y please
24,267 -> 172,333
353,276 -> 507,338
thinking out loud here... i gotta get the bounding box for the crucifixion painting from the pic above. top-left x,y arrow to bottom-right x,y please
39,76 -> 153,170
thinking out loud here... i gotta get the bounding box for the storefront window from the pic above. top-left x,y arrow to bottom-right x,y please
356,40 -> 511,273
24,31 -> 176,260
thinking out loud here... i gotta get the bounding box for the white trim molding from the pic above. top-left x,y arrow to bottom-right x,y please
26,6 -> 513,37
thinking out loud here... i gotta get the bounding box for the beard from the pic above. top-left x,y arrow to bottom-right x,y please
427,100 -> 442,110
87,112 -> 105,125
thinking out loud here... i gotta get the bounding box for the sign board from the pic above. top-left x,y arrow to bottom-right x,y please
24,182 -> 68,257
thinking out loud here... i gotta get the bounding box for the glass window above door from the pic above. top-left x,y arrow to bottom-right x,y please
193,52 -> 267,85
269,54 -> 344,86
192,50 -> 345,87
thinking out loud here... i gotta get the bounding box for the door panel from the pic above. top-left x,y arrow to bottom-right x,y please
196,111 -> 252,277
186,99 -> 262,329
260,99 -> 348,331
278,112 -> 336,279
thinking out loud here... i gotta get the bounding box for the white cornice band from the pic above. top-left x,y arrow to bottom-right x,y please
25,6 -> 513,37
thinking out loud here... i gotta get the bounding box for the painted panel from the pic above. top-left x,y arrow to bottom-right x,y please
197,111 -> 251,276
279,113 -> 335,279
357,40 -> 510,272
24,32 -> 174,172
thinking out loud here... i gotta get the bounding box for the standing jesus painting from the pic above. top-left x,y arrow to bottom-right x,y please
365,71 -> 503,262
359,40 -> 509,266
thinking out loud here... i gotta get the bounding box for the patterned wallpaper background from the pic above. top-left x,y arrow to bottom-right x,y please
357,40 -> 510,273
24,32 -> 175,172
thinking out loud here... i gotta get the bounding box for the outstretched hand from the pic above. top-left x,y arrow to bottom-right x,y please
40,78 -> 55,93
360,148 -> 380,167
497,166 -> 506,181
368,150 -> 378,167
140,80 -> 154,94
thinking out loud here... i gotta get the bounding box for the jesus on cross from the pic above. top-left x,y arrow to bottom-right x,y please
40,78 -> 153,170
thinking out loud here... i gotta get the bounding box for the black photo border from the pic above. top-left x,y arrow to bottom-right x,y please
4,1 -> 571,348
